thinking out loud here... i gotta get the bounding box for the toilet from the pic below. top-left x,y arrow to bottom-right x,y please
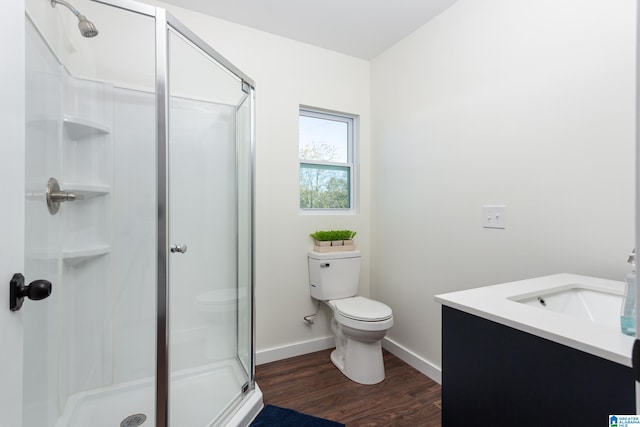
308,250 -> 393,385
195,288 -> 240,360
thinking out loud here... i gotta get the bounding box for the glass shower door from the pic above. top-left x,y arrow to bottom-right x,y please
236,88 -> 254,378
167,24 -> 254,426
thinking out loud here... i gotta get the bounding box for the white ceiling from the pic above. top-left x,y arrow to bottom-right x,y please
161,0 -> 459,59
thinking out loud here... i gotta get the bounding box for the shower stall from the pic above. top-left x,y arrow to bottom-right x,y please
23,0 -> 260,426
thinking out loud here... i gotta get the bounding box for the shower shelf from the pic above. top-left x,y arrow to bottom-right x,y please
62,245 -> 110,267
63,115 -> 111,139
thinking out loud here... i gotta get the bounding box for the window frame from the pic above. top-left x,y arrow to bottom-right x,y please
299,107 -> 356,213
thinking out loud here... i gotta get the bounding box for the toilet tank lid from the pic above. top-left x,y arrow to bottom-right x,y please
308,250 -> 361,260
332,296 -> 392,321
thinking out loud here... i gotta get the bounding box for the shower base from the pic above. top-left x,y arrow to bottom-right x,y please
54,359 -> 255,427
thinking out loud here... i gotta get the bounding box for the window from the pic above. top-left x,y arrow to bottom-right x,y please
299,108 -> 355,211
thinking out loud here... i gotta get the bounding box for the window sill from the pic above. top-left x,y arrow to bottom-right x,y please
299,209 -> 356,216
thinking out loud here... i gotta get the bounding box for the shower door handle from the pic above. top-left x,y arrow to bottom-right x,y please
170,244 -> 188,254
9,273 -> 52,311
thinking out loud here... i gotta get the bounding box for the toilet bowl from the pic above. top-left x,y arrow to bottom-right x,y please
308,250 -> 394,385
326,296 -> 393,385
195,288 -> 239,360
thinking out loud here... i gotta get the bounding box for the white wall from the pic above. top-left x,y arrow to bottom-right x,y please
145,1 -> 372,360
0,1 -> 25,425
371,0 -> 636,374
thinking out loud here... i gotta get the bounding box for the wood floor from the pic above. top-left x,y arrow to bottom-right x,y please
255,349 -> 441,426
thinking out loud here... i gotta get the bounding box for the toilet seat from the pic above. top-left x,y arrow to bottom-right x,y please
328,296 -> 394,332
333,296 -> 392,321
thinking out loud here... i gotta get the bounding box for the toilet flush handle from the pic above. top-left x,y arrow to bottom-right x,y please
321,263 -> 330,268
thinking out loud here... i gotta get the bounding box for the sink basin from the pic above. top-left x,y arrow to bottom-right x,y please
435,274 -> 634,367
510,285 -> 623,328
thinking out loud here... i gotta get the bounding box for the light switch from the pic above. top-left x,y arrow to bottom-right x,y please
483,205 -> 506,229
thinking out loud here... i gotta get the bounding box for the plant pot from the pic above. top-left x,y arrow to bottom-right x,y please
313,243 -> 357,252
315,240 -> 331,247
343,240 -> 354,246
331,240 -> 344,246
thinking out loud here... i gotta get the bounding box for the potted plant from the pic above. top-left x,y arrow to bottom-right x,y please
310,230 -> 357,252
342,230 -> 357,246
310,230 -> 333,247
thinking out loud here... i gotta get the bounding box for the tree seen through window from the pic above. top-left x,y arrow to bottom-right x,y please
299,110 -> 353,210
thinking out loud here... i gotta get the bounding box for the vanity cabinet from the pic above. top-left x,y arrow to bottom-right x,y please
442,306 -> 634,426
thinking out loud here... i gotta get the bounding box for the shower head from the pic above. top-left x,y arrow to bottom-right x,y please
76,13 -> 98,38
51,0 -> 99,38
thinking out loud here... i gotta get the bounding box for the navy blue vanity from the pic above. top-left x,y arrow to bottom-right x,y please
436,274 -> 637,427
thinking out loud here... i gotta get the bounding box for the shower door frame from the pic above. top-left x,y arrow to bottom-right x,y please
91,1 -> 257,425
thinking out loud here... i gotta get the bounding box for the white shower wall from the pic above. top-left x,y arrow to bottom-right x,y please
25,18 -> 120,423
111,88 -> 156,383
24,17 -> 62,427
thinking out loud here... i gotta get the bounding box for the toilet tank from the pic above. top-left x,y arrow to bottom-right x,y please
308,250 -> 361,300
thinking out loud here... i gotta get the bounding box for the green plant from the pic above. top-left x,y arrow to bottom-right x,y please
310,230 -> 357,241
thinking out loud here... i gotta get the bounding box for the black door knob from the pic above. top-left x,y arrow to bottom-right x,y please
25,279 -> 52,301
9,273 -> 52,311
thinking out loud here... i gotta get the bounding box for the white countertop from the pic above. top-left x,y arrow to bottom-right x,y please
434,273 -> 636,367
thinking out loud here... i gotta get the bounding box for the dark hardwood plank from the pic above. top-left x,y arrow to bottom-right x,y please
255,349 -> 441,426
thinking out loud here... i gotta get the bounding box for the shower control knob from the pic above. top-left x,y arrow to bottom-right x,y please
46,177 -> 78,215
170,244 -> 188,254
9,273 -> 52,311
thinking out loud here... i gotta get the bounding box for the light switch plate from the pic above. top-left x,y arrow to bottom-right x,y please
483,205 -> 506,229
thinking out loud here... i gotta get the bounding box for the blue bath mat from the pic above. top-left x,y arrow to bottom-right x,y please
250,404 -> 344,427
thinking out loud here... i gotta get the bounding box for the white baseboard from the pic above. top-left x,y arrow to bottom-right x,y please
255,336 -> 442,385
256,336 -> 335,365
382,337 -> 442,384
